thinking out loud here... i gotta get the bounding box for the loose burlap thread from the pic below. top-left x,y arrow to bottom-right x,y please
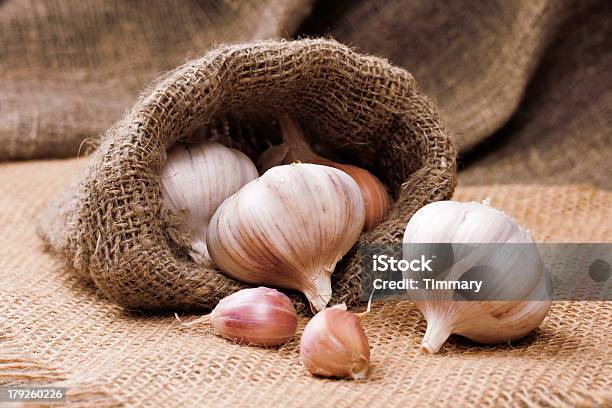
38,39 -> 457,312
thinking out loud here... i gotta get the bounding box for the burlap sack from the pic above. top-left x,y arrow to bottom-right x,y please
38,39 -> 457,312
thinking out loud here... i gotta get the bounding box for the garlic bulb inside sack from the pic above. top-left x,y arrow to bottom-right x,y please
178,287 -> 298,347
207,163 -> 366,312
258,114 -> 391,231
402,200 -> 552,353
330,163 -> 391,231
300,304 -> 370,379
161,142 -> 258,266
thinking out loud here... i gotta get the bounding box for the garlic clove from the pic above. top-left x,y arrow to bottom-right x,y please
179,287 -> 298,347
207,163 -> 365,312
403,200 -> 552,353
300,305 -> 370,379
161,142 -> 258,266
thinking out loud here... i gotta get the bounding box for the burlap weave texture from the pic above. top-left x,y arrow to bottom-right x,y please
2,0 -> 611,406
1,159 -> 610,407
0,0 -> 313,160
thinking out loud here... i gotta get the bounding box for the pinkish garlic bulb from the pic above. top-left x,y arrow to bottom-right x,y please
300,305 -> 370,379
179,287 -> 298,347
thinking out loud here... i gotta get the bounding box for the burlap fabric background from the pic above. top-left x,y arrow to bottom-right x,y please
1,161 -> 610,406
0,0 -> 314,160
1,0 -> 611,406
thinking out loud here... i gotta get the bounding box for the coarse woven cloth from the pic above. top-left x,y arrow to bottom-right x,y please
1,159 -> 610,407
2,0 -> 610,190
1,0 -> 611,406
0,0 -> 314,160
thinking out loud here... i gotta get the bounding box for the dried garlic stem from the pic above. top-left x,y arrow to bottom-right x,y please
420,320 -> 452,354
174,313 -> 211,327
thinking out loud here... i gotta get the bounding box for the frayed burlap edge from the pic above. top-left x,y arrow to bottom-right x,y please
1,336 -> 121,407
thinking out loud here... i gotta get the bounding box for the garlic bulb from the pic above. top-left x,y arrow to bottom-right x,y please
300,304 -> 370,379
258,114 -> 391,230
330,163 -> 391,230
161,142 -> 258,265
178,287 -> 298,346
403,200 -> 552,353
207,163 -> 366,312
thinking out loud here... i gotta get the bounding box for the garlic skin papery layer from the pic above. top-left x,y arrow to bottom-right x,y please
403,200 -> 552,353
161,142 -> 258,266
207,163 -> 366,312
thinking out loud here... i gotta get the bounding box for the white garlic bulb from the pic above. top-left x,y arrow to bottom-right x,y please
403,200 -> 552,353
300,304 -> 370,379
178,287 -> 298,346
207,163 -> 366,312
161,142 -> 258,266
